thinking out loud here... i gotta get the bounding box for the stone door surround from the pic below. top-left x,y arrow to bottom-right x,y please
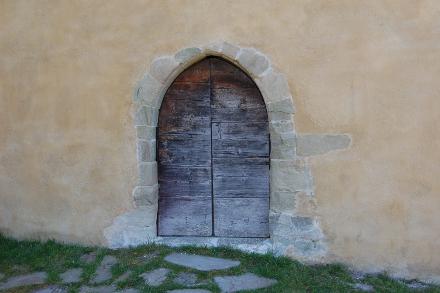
104,42 -> 351,263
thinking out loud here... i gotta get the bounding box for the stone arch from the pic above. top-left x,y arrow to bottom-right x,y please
104,42 -> 352,263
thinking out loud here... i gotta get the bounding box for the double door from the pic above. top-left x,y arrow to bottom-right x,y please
157,57 -> 269,237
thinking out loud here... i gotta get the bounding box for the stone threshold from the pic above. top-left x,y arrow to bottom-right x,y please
154,237 -> 273,254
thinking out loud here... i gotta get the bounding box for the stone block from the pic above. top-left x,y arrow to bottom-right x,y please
203,41 -> 223,54
164,253 -> 240,271
256,69 -> 291,103
103,206 -> 158,248
175,47 -> 202,64
294,191 -> 317,217
270,119 -> 295,134
220,41 -> 241,60
237,48 -> 270,77
140,268 -> 170,287
269,212 -> 325,249
0,272 -> 47,290
138,162 -> 157,186
136,126 -> 156,140
60,268 -> 82,284
134,105 -> 158,127
297,134 -> 351,156
271,190 -> 296,213
214,273 -> 277,292
133,73 -> 163,107
150,56 -> 179,84
270,129 -> 296,159
133,184 -> 158,207
267,97 -> 295,114
137,139 -> 156,162
270,159 -> 312,192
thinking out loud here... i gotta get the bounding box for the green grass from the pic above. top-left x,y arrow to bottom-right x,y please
0,235 -> 438,292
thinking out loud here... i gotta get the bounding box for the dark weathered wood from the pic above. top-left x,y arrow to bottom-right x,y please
158,134 -> 211,165
212,122 -> 269,158
214,198 -> 270,237
174,58 -> 210,83
159,83 -> 210,135
210,57 -> 255,88
158,197 -> 212,236
159,165 -> 211,197
211,88 -> 267,123
212,122 -> 268,139
213,176 -> 269,198
213,158 -> 269,178
158,57 -> 270,238
158,59 -> 212,236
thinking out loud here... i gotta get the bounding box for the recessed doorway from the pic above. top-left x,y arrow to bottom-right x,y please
157,57 -> 270,238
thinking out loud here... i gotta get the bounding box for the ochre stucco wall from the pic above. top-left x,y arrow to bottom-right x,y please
1,0 -> 439,282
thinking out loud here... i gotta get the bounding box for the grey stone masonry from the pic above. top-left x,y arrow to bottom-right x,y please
102,41 -> 353,264
297,134 -> 351,156
165,253 -> 240,271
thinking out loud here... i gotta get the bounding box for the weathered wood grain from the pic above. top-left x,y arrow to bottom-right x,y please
213,176 -> 269,198
158,57 -> 270,237
213,157 -> 269,178
158,165 -> 211,197
174,58 -> 210,83
214,198 -> 270,237
158,134 -> 211,165
212,122 -> 268,139
158,197 -> 212,236
159,83 -> 210,135
211,88 -> 267,123
210,57 -> 255,88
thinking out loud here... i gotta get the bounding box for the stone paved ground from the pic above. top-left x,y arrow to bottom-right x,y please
0,237 -> 437,293
0,253 -> 279,292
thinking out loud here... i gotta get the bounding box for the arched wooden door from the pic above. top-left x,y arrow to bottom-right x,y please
157,57 -> 269,237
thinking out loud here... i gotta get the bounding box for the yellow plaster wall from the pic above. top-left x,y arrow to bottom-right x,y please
1,0 -> 439,282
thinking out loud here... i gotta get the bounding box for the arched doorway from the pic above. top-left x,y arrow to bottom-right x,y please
157,57 -> 270,237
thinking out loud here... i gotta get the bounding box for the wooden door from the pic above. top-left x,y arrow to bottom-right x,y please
157,57 -> 269,237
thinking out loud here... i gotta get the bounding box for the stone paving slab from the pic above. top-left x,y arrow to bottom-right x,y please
140,268 -> 170,287
167,289 -> 211,293
118,289 -> 140,293
214,273 -> 277,292
32,285 -> 67,293
352,283 -> 374,292
60,268 -> 82,283
92,255 -> 118,284
114,271 -> 131,283
79,285 -> 117,293
0,272 -> 48,290
173,272 -> 198,286
80,252 -> 97,264
165,253 -> 240,271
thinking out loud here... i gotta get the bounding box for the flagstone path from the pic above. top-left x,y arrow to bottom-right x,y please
0,252 -> 278,292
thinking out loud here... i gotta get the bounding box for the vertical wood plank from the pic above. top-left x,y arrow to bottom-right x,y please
210,57 -> 270,238
158,59 -> 212,236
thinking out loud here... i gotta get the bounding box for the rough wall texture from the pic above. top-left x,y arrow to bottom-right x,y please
0,0 -> 439,283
